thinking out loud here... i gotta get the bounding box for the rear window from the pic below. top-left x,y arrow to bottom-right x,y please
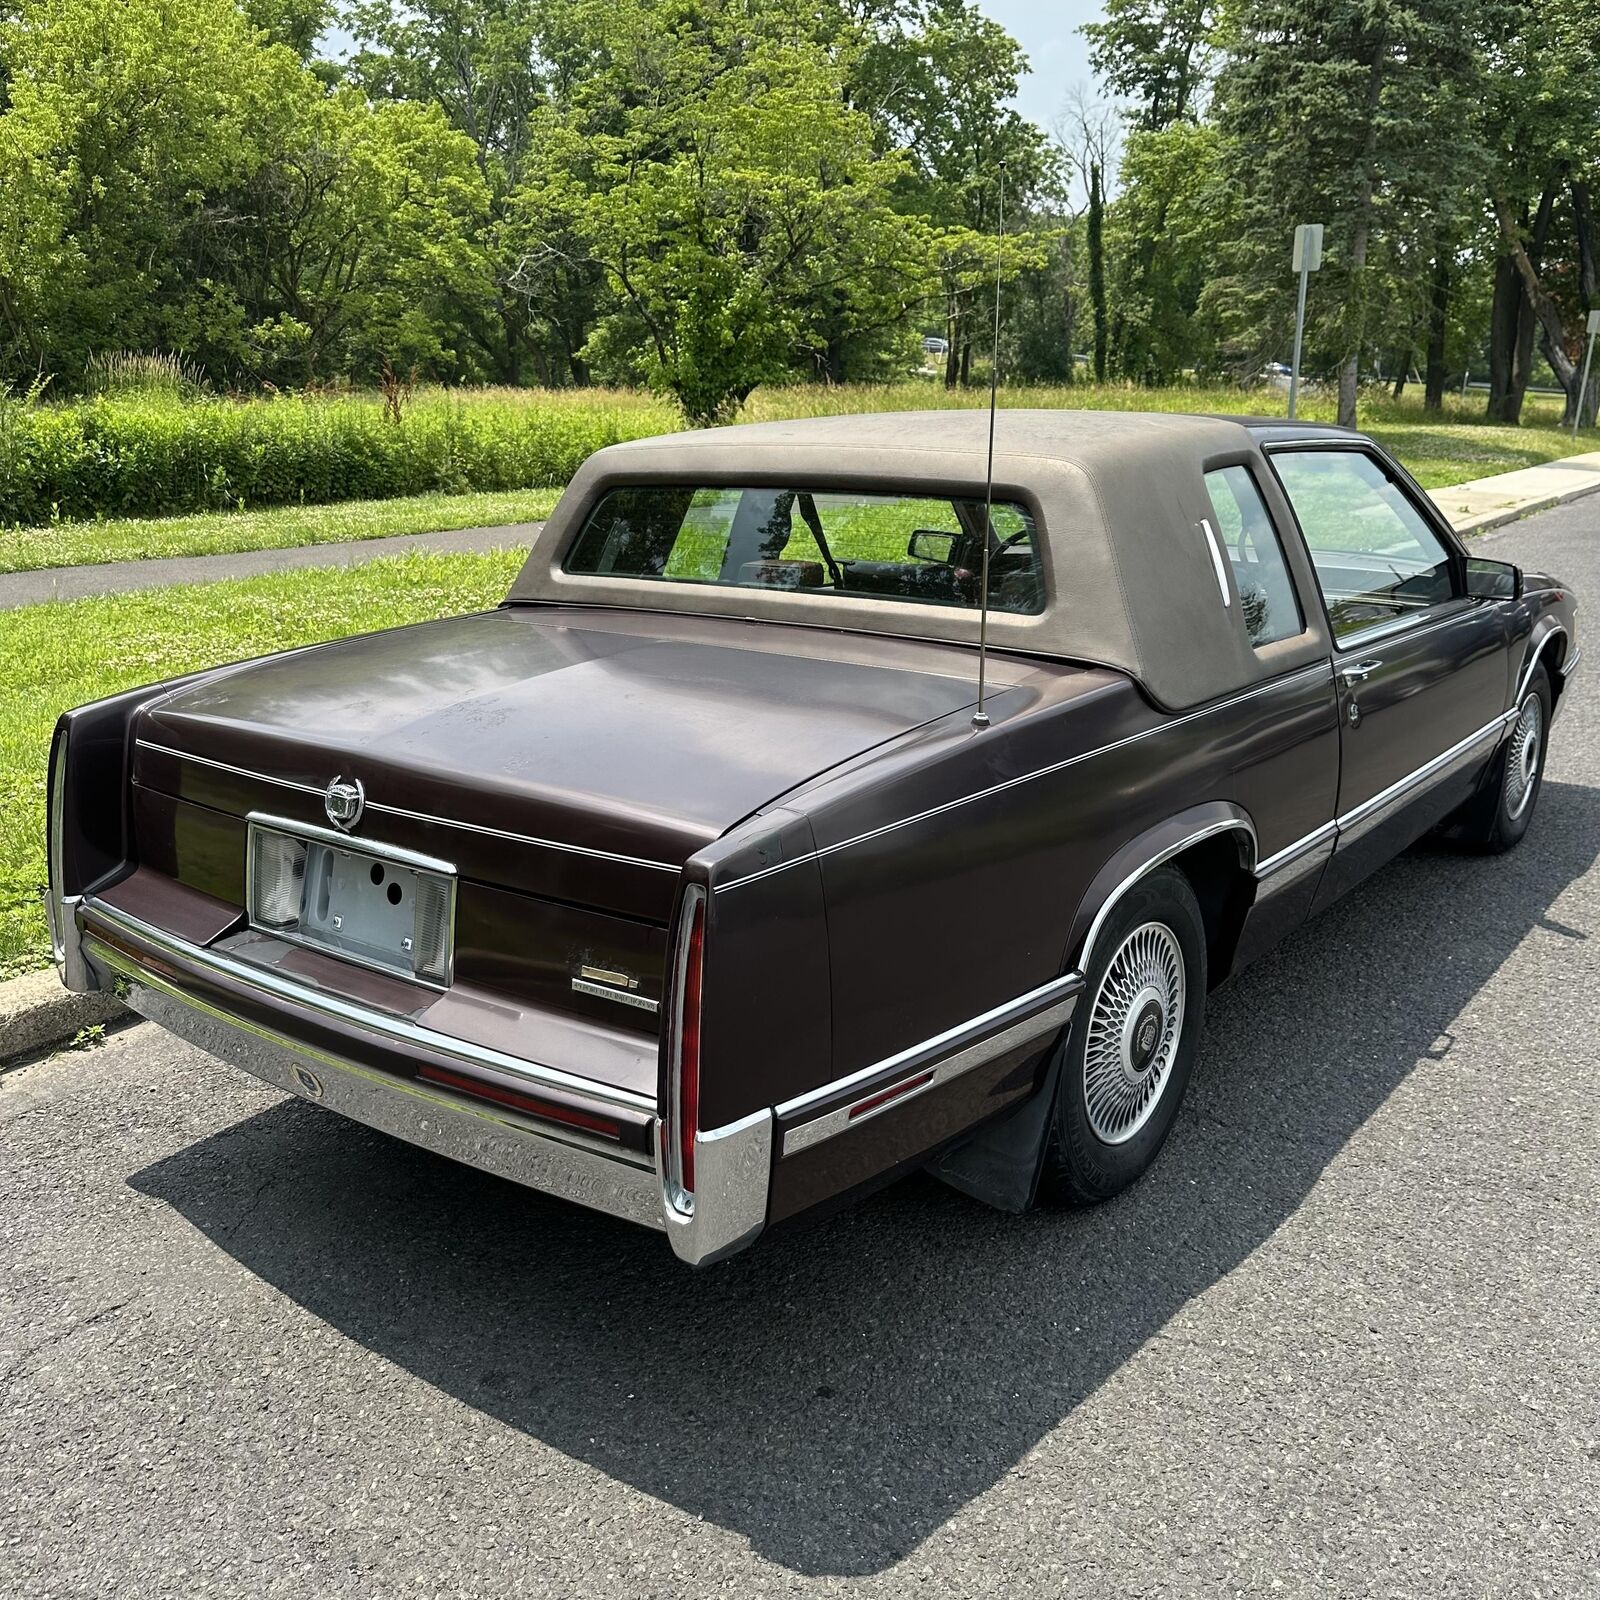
562,486 -> 1045,615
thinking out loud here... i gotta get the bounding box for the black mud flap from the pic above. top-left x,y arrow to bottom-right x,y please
925,1047 -> 1064,1213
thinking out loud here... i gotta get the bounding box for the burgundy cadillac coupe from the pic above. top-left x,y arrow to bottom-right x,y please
47,412 -> 1578,1263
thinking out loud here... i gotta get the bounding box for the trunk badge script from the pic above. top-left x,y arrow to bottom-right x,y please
325,776 -> 365,831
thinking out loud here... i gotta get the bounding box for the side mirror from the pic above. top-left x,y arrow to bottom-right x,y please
908,529 -> 959,564
1465,558 -> 1521,600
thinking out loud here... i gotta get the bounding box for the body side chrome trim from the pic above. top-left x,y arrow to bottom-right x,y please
1334,711 -> 1511,833
80,897 -> 658,1117
780,992 -> 1079,1156
775,971 -> 1084,1129
134,740 -> 682,876
717,662 -> 1332,893
1253,820 -> 1338,879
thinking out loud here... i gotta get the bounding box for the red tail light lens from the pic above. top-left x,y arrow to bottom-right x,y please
672,886 -> 706,1201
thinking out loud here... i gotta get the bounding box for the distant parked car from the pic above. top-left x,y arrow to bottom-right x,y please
47,412 -> 1579,1265
922,335 -> 949,355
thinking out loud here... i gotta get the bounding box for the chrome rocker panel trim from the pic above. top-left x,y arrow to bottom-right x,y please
83,933 -> 667,1235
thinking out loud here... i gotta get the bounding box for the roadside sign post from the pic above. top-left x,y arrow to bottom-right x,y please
1575,307 -> 1600,439
1289,223 -> 1324,421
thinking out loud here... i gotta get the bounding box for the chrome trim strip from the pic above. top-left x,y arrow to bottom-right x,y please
717,663 -> 1333,892
87,937 -> 665,1231
659,1107 -> 774,1267
248,811 -> 457,876
1332,602 -> 1480,658
1515,626 -> 1568,706
135,739 -> 324,796
775,972 -> 1083,1127
571,978 -> 660,1014
1077,819 -> 1257,976
1335,711 -> 1513,833
661,883 -> 704,1212
134,740 -> 682,876
79,897 -> 658,1118
1199,518 -> 1232,608
780,992 -> 1079,1156
1253,821 -> 1337,880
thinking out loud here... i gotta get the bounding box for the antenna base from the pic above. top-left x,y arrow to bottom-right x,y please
971,710 -> 991,730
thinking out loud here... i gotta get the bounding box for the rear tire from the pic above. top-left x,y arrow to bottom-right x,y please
1447,665 -> 1551,854
1040,866 -> 1206,1206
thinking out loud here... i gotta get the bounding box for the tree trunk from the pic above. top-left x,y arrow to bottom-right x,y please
1573,180 -> 1597,308
944,296 -> 960,389
1337,44 -> 1386,429
1495,192 -> 1586,424
959,339 -> 972,386
1487,249 -> 1522,421
1424,251 -> 1450,412
1487,183 -> 1558,423
1088,161 -> 1107,383
1391,356 -> 1410,400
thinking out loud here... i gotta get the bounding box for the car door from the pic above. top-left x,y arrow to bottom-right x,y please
1266,442 -> 1513,908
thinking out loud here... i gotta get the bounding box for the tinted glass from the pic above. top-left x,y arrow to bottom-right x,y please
563,486 -> 1045,615
1203,465 -> 1304,647
1272,450 -> 1456,641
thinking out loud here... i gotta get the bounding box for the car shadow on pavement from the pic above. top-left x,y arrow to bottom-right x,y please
130,779 -> 1600,1578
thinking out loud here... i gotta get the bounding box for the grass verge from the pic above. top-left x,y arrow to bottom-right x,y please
0,488 -> 560,575
0,550 -> 523,979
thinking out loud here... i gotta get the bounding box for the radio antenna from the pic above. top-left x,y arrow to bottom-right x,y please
972,159 -> 1005,731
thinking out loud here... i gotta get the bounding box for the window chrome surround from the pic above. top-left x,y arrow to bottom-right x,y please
84,932 -> 666,1234
1198,518 -> 1232,608
244,813 -> 460,992
133,740 -> 681,876
80,895 -> 656,1119
715,663 -> 1330,894
777,973 -> 1082,1157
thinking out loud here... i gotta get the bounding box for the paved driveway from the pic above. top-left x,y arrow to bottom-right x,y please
3,500 -> 1597,1598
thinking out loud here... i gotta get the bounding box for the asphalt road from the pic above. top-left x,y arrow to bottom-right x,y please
4,499 -> 1598,1598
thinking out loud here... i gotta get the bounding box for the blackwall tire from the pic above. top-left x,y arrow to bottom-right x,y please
1040,866 -> 1207,1206
1451,665 -> 1552,855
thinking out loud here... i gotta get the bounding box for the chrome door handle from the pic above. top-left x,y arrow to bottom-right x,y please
1338,658 -> 1382,687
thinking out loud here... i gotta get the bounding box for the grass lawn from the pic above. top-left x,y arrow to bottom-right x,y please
0,550 -> 522,980
0,487 -> 560,576
1,384 -> 1584,575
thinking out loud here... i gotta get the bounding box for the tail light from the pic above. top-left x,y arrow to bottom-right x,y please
667,884 -> 705,1208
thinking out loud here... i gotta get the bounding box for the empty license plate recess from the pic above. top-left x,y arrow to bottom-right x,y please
246,816 -> 456,987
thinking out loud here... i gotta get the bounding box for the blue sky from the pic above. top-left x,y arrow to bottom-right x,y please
981,0 -> 1106,132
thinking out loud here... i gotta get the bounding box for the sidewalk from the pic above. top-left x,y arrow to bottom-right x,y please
0,521 -> 540,612
1428,449 -> 1600,535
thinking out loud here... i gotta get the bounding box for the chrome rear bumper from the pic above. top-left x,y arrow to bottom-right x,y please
80,922 -> 669,1236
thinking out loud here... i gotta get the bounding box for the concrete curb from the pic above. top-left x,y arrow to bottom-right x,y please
0,968 -> 125,1066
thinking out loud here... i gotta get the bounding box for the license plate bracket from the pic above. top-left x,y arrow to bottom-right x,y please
246,816 -> 456,988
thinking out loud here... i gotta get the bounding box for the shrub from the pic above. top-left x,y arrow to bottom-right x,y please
0,388 -> 678,525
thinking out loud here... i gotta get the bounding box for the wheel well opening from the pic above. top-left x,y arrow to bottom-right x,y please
1168,832 -> 1256,989
1545,634 -> 1570,713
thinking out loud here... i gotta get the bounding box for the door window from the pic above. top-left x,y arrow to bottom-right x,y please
1272,450 -> 1457,641
1202,465 -> 1304,647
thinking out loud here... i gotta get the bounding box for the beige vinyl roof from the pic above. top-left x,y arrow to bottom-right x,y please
507,409 -> 1336,709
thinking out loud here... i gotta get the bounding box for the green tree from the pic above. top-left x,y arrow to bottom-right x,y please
1204,0 -> 1489,426
517,0 -> 933,424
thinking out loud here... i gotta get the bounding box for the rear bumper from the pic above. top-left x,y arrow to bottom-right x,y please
68,896 -> 772,1263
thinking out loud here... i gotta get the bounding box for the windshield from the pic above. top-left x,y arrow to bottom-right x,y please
561,486 -> 1045,615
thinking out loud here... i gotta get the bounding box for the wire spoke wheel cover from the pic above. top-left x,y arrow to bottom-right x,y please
1082,920 -> 1186,1145
1504,691 -> 1542,821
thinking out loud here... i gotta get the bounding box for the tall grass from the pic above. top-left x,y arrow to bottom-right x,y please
0,380 -> 1578,527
